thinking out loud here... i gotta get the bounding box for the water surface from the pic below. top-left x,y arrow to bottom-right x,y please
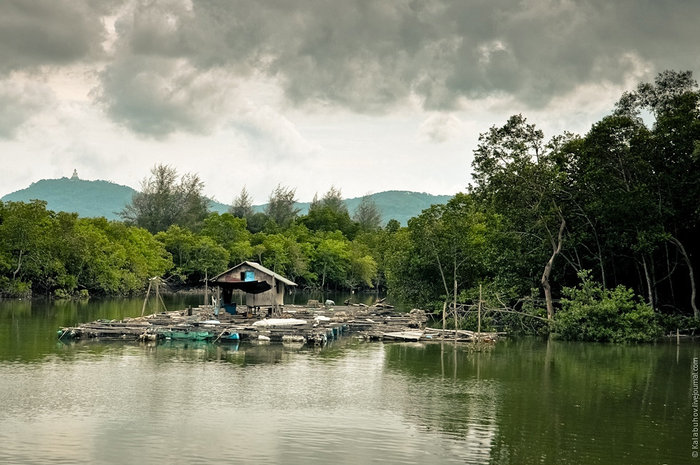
0,298 -> 692,464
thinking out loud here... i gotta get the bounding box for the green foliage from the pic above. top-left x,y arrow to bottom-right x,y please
382,71 -> 699,339
313,234 -> 352,290
386,193 -> 500,308
384,227 -> 436,306
657,314 -> 700,334
320,186 -> 346,214
0,200 -> 173,297
0,277 -> 31,298
470,114 -> 574,318
200,213 -> 252,264
91,219 -> 172,293
385,219 -> 401,233
265,184 -> 300,228
3,181 -> 453,230
155,225 -> 227,284
0,182 -> 413,297
245,212 -> 269,234
120,164 -> 209,234
0,200 -> 63,296
229,186 -> 254,219
554,271 -> 662,343
353,195 -> 382,231
302,205 -> 358,239
301,187 -> 358,239
346,241 -> 378,290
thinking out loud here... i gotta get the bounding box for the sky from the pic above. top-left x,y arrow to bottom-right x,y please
1,0 -> 699,205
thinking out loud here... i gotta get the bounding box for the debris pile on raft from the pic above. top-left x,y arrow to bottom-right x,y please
58,304 -> 500,346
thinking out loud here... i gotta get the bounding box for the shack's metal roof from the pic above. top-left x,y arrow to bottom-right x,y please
211,261 -> 297,287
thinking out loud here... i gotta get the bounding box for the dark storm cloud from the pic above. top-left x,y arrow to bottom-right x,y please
0,0 -> 124,138
96,53 -> 235,136
98,0 -> 700,135
5,0 -> 698,137
0,0 -> 120,74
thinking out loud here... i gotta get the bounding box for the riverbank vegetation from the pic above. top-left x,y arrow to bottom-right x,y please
1,71 -> 698,340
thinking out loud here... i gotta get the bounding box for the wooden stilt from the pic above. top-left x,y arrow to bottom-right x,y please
478,283 -> 482,341
141,279 -> 153,317
204,269 -> 209,307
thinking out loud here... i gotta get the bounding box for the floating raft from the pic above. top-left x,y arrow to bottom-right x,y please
58,305 -> 500,346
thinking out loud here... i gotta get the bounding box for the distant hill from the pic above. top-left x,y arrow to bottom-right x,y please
1,177 -> 137,220
345,191 -> 453,225
3,178 -> 453,225
207,190 -> 453,225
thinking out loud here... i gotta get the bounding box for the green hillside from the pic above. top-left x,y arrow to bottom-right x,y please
1,177 -> 136,220
344,191 -> 453,226
206,191 -> 453,225
3,178 -> 452,225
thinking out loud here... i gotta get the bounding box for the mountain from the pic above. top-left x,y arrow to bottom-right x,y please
2,178 -> 453,225
2,177 -> 137,221
300,191 -> 453,226
202,191 -> 453,225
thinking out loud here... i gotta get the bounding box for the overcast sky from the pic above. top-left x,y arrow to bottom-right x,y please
1,0 -> 699,205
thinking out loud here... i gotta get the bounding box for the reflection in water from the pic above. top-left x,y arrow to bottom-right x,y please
0,295 -> 205,362
383,343 -> 499,464
0,299 -> 693,465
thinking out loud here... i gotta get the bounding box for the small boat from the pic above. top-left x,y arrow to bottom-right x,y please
382,331 -> 424,342
219,332 -> 240,341
158,328 -> 214,341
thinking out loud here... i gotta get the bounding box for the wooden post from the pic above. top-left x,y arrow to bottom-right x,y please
156,278 -> 168,313
442,300 -> 447,340
141,278 -> 153,317
155,277 -> 161,312
453,266 -> 458,343
453,344 -> 457,378
204,269 -> 209,308
272,276 -> 277,316
440,342 -> 445,378
478,283 -> 482,340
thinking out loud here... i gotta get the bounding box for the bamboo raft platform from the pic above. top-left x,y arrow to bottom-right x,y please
58,304 -> 500,346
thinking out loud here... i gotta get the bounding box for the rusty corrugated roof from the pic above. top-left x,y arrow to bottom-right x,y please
211,261 -> 297,286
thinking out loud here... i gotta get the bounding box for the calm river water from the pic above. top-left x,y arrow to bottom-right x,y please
0,296 -> 693,465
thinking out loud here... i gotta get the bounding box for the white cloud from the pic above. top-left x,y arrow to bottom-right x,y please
0,77 -> 55,138
231,104 -> 321,159
419,113 -> 465,143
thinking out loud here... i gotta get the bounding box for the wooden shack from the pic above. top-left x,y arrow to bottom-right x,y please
210,261 -> 297,314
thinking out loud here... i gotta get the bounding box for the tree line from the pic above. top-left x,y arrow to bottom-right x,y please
1,70 -> 697,341
0,170 -> 388,298
387,70 -> 699,341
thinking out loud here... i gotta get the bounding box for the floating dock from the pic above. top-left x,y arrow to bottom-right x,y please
58,304 -> 498,346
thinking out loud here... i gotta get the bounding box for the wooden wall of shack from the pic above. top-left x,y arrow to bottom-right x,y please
215,263 -> 286,309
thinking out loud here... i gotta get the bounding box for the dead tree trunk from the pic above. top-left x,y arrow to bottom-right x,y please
670,236 -> 698,318
542,216 -> 566,320
641,255 -> 654,310
442,300 -> 447,333
12,249 -> 24,280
